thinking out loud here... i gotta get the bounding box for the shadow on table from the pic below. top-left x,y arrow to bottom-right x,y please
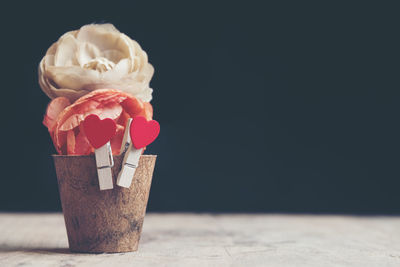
0,246 -> 72,254
0,246 -> 137,255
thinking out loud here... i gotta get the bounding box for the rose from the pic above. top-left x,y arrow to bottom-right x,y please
43,89 -> 153,155
39,24 -> 154,102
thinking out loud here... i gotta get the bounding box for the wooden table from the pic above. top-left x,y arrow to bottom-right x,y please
0,213 -> 399,266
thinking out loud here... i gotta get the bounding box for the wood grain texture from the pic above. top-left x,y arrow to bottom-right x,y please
0,213 -> 400,267
53,154 -> 156,253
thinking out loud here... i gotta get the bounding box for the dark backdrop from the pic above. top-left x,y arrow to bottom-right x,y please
0,1 -> 399,213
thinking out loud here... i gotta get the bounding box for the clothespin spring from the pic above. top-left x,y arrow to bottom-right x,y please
96,143 -> 114,169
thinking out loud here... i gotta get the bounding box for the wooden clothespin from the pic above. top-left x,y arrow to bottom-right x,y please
117,116 -> 160,188
116,118 -> 142,188
83,114 -> 117,190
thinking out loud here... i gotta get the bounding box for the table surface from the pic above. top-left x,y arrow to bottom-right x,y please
0,213 -> 399,267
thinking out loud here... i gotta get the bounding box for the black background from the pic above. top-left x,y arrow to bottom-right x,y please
0,1 -> 399,213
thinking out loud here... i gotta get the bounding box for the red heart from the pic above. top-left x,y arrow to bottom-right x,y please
83,114 -> 117,149
130,116 -> 160,149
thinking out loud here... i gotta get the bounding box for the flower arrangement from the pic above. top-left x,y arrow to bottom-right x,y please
39,24 -> 154,102
40,24 -> 154,155
43,89 -> 152,155
40,24 -> 159,253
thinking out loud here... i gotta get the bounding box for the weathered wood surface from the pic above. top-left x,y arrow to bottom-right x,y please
0,213 -> 399,266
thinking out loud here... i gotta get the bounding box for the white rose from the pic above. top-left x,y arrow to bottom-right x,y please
39,24 -> 154,102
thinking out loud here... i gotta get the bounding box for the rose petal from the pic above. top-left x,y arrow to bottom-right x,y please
117,110 -> 131,127
76,25 -> 132,60
101,49 -> 125,63
66,130 -> 76,154
75,127 -> 93,155
76,42 -> 101,67
101,58 -> 131,82
43,97 -> 71,131
73,88 -> 126,105
52,89 -> 151,154
46,65 -> 100,90
58,100 -> 101,131
97,104 -> 123,120
120,97 -> 144,117
39,24 -> 154,103
60,103 -> 122,131
56,131 -> 67,154
54,34 -> 79,67
110,124 -> 125,155
89,92 -> 127,105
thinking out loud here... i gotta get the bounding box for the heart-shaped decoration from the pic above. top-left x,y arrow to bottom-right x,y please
130,116 -> 160,149
83,114 -> 117,149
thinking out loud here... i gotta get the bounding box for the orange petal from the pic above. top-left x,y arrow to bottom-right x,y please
117,110 -> 131,127
52,89 -> 147,155
120,97 -> 144,117
110,124 -> 125,155
132,101 -> 153,120
91,93 -> 127,105
98,104 -> 123,120
74,89 -> 126,105
66,130 -> 76,154
58,100 -> 100,131
55,131 -> 67,154
74,128 -> 92,155
43,97 -> 71,132
59,103 -> 122,131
